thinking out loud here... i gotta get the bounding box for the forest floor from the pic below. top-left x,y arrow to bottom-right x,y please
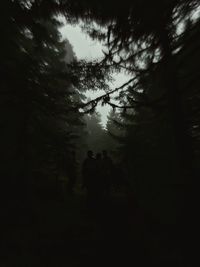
2,190 -> 183,267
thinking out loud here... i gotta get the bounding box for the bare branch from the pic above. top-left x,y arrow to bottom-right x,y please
77,76 -> 138,110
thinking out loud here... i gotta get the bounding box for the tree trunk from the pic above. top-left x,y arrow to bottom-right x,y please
160,27 -> 195,265
160,29 -> 195,183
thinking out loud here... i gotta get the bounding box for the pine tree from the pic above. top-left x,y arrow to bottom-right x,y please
59,0 -> 200,182
84,111 -> 105,153
0,1 -> 88,203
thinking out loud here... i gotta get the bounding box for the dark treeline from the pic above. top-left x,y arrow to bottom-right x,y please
1,1 -> 200,266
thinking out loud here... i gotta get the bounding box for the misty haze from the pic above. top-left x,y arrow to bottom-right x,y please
1,1 -> 200,266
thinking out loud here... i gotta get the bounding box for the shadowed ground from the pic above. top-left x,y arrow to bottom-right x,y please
2,190 -> 184,267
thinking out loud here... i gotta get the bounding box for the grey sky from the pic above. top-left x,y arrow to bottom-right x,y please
59,6 -> 200,126
60,24 -> 104,60
59,23 -> 130,126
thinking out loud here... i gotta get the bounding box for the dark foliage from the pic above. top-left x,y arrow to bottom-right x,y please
1,1 -> 199,266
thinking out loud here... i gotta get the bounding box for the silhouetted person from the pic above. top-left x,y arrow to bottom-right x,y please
82,150 -> 97,212
102,150 -> 113,200
66,151 -> 77,195
95,153 -> 104,208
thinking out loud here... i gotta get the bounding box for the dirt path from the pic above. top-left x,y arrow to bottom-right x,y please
2,192 -> 183,266
2,193 -> 147,266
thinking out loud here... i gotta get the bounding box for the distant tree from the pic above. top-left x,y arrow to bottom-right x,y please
84,111 -> 105,153
58,0 -> 200,182
0,1 -> 100,202
103,110 -> 124,160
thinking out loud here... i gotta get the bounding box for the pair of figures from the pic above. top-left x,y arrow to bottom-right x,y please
82,150 -> 113,210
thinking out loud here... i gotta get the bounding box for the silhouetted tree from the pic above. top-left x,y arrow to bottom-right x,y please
0,1 -> 108,205
84,111 -> 105,153
59,0 -> 200,181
